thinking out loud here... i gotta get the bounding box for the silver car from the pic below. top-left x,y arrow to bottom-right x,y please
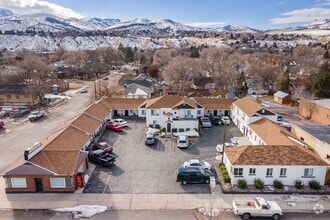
145,133 -> 156,145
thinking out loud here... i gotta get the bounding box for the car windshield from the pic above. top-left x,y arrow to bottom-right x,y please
179,140 -> 186,143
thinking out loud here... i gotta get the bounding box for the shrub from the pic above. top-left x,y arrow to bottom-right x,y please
309,180 -> 321,190
149,124 -> 153,128
294,180 -> 304,189
186,128 -> 190,131
155,124 -> 160,129
172,128 -> 177,133
237,179 -> 247,189
223,174 -> 231,183
179,128 -> 184,132
161,128 -> 166,132
273,179 -> 283,189
254,178 -> 264,190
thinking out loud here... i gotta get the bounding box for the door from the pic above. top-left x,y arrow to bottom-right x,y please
125,110 -> 129,116
167,123 -> 171,133
35,178 -> 43,192
224,110 -> 229,116
114,110 -> 118,116
213,110 -> 217,116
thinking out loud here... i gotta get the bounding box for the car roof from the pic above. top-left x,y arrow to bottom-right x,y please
178,135 -> 187,140
188,159 -> 200,163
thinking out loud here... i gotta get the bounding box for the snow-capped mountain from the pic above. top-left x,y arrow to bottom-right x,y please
0,8 -> 13,18
299,19 -> 330,30
222,25 -> 260,33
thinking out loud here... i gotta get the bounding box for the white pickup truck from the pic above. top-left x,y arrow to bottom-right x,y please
232,197 -> 283,220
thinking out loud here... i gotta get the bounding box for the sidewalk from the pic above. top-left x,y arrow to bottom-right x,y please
0,177 -> 329,213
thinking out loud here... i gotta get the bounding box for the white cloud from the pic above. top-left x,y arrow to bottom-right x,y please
0,0 -> 84,19
269,7 -> 330,24
187,21 -> 228,27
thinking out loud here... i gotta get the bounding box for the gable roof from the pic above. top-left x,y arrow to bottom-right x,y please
249,118 -> 295,145
274,91 -> 290,98
71,113 -> 102,135
4,161 -> 55,176
103,98 -> 146,110
0,84 -> 29,95
84,100 -> 110,120
233,96 -> 263,116
225,145 -> 328,166
194,98 -> 236,109
145,95 -> 197,109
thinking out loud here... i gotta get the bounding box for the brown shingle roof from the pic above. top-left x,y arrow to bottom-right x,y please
194,98 -> 236,109
225,145 -> 328,166
233,96 -> 262,116
84,100 -> 109,120
249,118 -> 295,145
71,113 -> 102,135
146,95 -> 197,109
103,98 -> 146,109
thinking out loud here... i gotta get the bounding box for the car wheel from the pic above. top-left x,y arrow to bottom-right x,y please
242,213 -> 250,220
272,214 -> 280,220
182,180 -> 187,185
205,179 -> 210,184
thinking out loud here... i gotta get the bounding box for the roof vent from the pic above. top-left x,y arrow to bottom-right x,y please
24,142 -> 42,160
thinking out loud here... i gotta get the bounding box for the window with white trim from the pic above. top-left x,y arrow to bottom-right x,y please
266,168 -> 273,177
141,110 -> 145,115
50,178 -> 66,188
11,178 -> 27,188
280,168 -> 287,177
234,168 -> 243,176
249,168 -> 256,175
303,168 -> 314,177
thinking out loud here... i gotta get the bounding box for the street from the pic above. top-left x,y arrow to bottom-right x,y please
0,209 -> 329,220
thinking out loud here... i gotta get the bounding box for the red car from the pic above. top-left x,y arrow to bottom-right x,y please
93,142 -> 113,153
106,123 -> 124,132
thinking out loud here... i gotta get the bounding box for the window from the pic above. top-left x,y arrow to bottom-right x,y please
6,95 -> 11,99
24,95 -> 29,99
280,168 -> 287,177
50,178 -> 66,188
234,168 -> 243,176
303,168 -> 314,177
266,168 -> 273,177
11,178 -> 27,188
152,120 -> 157,125
249,168 -> 256,175
141,110 -> 145,115
151,110 -> 155,115
197,110 -> 201,115
185,110 -> 191,115
15,95 -> 20,99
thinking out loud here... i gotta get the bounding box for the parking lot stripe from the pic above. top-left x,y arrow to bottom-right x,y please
103,173 -> 112,193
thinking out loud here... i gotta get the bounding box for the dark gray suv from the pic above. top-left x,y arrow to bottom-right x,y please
176,167 -> 213,185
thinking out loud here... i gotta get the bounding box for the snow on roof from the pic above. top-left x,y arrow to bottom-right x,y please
274,91 -> 290,98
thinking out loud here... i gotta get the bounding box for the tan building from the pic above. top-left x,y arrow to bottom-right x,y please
299,98 -> 330,125
273,91 -> 292,105
0,84 -> 39,107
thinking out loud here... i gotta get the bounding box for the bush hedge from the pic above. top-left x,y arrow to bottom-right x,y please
254,178 -> 264,189
309,180 -> 321,190
237,179 -> 247,189
273,179 -> 283,189
294,180 -> 304,189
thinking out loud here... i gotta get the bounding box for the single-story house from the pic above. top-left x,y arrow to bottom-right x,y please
0,84 -> 39,108
194,98 -> 235,117
274,91 -> 291,105
223,145 -> 328,186
103,98 -> 146,117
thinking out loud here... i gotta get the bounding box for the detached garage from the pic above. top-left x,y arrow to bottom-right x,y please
274,91 -> 292,105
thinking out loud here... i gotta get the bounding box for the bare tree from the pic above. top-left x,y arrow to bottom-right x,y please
63,51 -> 89,79
96,81 -> 124,99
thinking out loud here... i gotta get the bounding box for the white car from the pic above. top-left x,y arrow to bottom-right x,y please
221,116 -> 231,125
183,159 -> 211,170
177,135 -> 189,149
200,117 -> 212,128
112,118 -> 128,127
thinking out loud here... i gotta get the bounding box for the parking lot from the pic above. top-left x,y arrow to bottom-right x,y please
83,118 -> 242,194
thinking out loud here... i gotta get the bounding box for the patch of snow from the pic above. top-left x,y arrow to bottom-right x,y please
173,129 -> 199,137
53,205 -> 108,219
282,195 -> 320,203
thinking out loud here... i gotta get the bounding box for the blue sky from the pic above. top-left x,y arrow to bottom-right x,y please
1,0 -> 330,30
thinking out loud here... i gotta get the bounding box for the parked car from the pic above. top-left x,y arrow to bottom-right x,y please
93,142 -> 113,153
176,167 -> 214,185
88,150 -> 116,166
29,110 -> 45,122
183,159 -> 211,170
221,116 -> 231,125
0,120 -> 4,129
106,123 -> 124,132
232,197 -> 283,220
177,135 -> 189,149
10,109 -> 30,119
200,117 -> 212,128
0,111 -> 10,118
211,116 -> 221,125
112,118 -> 128,127
145,133 -> 156,145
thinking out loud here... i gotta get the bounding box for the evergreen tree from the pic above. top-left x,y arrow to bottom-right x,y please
277,69 -> 290,93
311,62 -> 330,98
324,50 -> 330,59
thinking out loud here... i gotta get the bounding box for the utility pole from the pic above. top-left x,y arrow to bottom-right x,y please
221,123 -> 227,164
94,75 -> 97,100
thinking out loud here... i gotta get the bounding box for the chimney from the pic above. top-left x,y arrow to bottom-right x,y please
162,84 -> 166,96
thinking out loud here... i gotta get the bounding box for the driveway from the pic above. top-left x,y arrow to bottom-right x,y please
83,119 -> 243,194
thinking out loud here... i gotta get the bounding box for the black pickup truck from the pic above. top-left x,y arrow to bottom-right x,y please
88,150 -> 116,166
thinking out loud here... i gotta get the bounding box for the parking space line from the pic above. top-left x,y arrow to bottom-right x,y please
103,173 -> 112,193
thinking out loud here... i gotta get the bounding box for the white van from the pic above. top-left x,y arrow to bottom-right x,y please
177,135 -> 189,149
